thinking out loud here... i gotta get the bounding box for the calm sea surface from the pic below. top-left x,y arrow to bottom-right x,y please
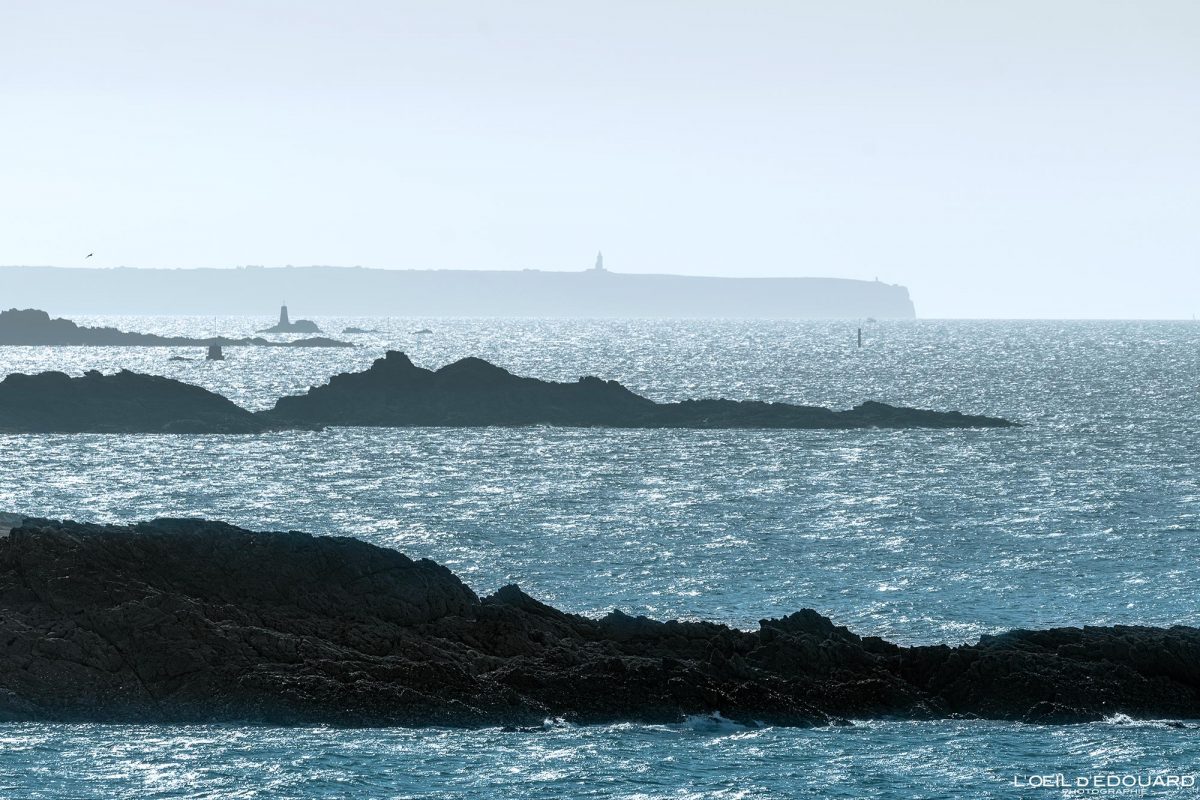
0,318 -> 1197,798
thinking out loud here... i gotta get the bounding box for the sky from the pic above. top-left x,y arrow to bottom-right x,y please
1,0 -> 1197,318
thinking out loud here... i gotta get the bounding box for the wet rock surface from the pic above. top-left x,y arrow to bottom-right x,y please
0,518 -> 1191,727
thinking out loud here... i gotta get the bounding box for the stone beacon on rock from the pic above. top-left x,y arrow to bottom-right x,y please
257,304 -> 323,334
206,345 -> 224,361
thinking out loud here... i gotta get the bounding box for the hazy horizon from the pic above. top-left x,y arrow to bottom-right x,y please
3,1 -> 1198,319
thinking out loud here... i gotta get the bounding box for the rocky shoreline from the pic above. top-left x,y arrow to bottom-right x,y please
0,517 -> 1194,727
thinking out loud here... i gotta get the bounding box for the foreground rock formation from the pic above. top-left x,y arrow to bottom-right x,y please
262,351 -> 1016,429
0,517 -> 1193,727
0,308 -> 352,348
0,371 -> 307,433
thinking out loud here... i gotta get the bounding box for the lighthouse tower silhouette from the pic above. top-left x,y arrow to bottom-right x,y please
278,304 -> 290,327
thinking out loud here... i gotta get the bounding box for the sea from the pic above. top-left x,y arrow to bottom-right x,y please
0,317 -> 1197,799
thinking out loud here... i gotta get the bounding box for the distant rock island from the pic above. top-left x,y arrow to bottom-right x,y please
0,356 -> 1014,433
0,308 -> 352,348
0,371 -> 308,434
0,516 -> 1193,726
257,304 -> 322,334
262,351 -> 1015,429
0,264 -> 917,318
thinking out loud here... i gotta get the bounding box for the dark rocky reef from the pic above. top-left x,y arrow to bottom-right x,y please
0,371 -> 310,434
0,517 -> 1194,727
0,309 -> 352,348
0,355 -> 1014,434
261,351 -> 1016,429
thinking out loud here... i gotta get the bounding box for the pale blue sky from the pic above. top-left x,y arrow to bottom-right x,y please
2,1 -> 1197,317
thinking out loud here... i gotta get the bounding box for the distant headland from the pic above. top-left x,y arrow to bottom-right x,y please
0,263 -> 916,318
0,308 -> 353,348
0,352 -> 1014,433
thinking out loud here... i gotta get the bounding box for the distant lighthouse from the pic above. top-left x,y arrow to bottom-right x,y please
257,302 -> 322,334
592,251 -> 606,272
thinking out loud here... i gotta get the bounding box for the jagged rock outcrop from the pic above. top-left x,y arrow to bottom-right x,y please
0,357 -> 1014,434
0,371 -> 312,433
261,351 -> 1016,429
0,308 -> 352,348
0,518 -> 1193,726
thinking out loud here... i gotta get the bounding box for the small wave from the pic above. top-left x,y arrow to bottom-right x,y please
680,711 -> 761,733
1100,713 -> 1193,729
494,717 -> 576,733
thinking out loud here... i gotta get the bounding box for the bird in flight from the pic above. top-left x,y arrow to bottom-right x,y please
85,253 -> 94,258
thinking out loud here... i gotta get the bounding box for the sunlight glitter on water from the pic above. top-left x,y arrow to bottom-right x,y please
1,319 -> 1198,796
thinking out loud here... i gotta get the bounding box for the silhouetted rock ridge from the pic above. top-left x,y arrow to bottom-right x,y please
0,371 -> 310,433
261,351 -> 1016,429
0,355 -> 1013,433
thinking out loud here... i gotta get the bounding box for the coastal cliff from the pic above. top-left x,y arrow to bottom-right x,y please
0,517 -> 1194,727
262,351 -> 1015,429
0,266 -> 918,318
